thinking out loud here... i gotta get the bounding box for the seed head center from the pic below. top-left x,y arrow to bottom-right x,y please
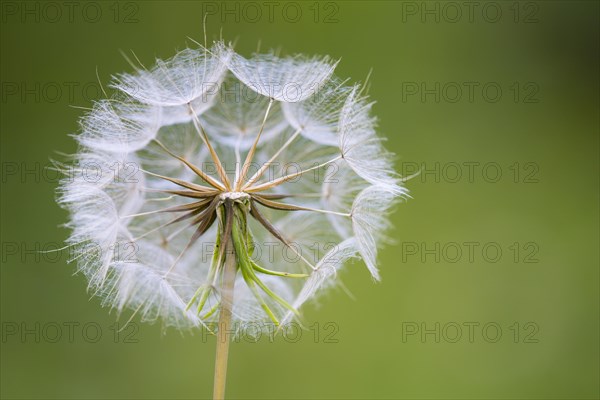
219,191 -> 250,201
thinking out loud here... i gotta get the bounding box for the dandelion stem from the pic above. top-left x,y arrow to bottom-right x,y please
213,236 -> 236,400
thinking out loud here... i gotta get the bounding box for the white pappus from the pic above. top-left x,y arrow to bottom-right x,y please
58,40 -> 408,334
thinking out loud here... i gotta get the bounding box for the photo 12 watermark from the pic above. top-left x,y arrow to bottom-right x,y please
401,161 -> 540,184
399,2 -> 540,24
400,82 -> 540,104
401,321 -> 540,343
1,81 -> 105,104
1,321 -> 139,344
400,241 -> 540,264
0,1 -> 141,24
200,321 -> 340,343
201,1 -> 340,24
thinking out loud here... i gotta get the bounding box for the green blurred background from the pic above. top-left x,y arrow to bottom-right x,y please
1,1 -> 598,399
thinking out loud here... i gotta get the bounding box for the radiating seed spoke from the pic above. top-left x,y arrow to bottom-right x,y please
235,98 -> 275,191
243,127 -> 302,189
188,103 -> 233,190
249,201 -> 317,271
245,155 -> 342,192
151,139 -> 225,190
252,195 -> 351,217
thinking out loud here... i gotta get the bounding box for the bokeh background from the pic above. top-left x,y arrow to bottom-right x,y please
1,1 -> 598,399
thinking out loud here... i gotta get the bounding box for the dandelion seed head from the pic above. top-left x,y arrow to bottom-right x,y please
58,40 -> 407,333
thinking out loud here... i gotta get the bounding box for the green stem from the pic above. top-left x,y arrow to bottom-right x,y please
212,232 -> 236,400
